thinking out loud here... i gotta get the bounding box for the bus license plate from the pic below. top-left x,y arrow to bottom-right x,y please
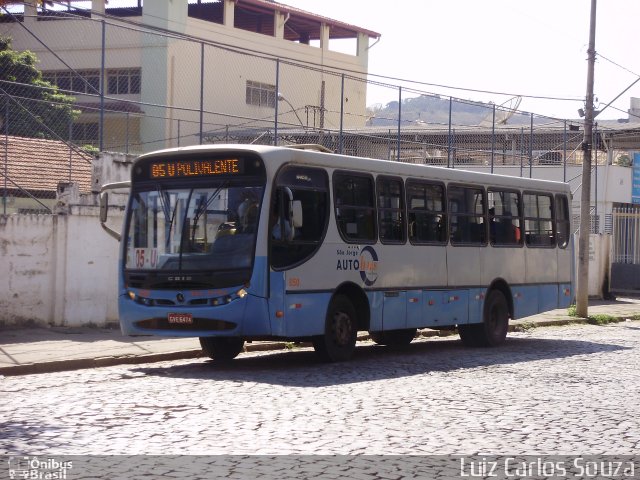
168,313 -> 193,325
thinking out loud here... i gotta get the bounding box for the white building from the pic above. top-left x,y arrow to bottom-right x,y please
1,0 -> 380,152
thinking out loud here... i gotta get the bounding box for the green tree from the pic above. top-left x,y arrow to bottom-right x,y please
0,35 -> 79,139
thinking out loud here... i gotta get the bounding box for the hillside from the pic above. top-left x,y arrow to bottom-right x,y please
367,94 -> 531,127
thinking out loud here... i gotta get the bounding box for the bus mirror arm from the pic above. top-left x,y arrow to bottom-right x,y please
99,181 -> 131,241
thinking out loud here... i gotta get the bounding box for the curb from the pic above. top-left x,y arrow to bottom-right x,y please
0,316 -> 633,377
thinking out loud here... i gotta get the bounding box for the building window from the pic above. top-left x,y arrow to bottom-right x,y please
246,80 -> 276,108
107,69 -> 141,95
42,70 -> 100,94
71,122 -> 99,143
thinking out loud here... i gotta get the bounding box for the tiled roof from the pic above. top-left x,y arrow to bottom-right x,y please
0,135 -> 93,194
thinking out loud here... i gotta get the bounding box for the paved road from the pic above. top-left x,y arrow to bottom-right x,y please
2,321 -> 639,458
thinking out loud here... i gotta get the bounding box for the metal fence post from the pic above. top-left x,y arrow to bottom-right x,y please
3,95 -> 8,214
529,113 -> 534,178
563,120 -> 567,182
274,59 -> 279,146
99,20 -> 106,152
68,116 -> 73,182
199,42 -> 205,145
491,103 -> 496,173
519,127 -> 524,177
339,73 -> 344,154
397,86 -> 401,161
447,97 -> 452,168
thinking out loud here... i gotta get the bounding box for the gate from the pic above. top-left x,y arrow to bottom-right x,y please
610,206 -> 640,294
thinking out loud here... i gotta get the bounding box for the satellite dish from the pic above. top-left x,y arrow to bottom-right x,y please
479,96 -> 522,127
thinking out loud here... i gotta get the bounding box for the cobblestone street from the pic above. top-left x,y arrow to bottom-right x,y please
2,322 -> 640,456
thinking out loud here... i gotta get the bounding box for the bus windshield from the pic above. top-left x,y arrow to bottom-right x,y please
125,184 -> 263,275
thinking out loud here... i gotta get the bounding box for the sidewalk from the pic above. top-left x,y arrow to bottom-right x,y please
1,298 -> 639,376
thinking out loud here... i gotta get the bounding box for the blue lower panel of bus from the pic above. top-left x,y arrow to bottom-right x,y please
558,283 -> 573,308
278,292 -> 332,337
512,283 -> 568,320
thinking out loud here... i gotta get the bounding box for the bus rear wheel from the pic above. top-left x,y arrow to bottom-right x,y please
370,328 -> 417,347
199,337 -> 245,362
459,290 -> 509,347
312,295 -> 357,362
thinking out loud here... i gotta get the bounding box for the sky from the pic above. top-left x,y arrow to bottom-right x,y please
283,0 -> 640,121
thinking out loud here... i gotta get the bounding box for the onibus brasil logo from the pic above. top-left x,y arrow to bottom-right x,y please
336,245 -> 379,286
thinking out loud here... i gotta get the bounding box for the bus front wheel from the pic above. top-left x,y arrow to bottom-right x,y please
313,295 -> 358,362
199,337 -> 245,362
459,290 -> 509,347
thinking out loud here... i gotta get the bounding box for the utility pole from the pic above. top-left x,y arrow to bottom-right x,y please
576,0 -> 597,318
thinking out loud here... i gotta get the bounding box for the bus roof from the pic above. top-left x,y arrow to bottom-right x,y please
135,144 -> 571,194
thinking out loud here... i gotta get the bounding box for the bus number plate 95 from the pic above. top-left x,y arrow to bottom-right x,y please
168,313 -> 193,325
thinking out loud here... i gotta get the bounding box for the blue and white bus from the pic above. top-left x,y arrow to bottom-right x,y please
100,144 -> 574,362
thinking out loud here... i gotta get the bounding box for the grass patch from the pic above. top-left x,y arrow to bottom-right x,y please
514,321 -> 536,332
567,304 -> 578,317
586,314 -> 619,325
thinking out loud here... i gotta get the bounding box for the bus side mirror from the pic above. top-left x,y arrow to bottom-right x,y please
99,181 -> 131,241
99,192 -> 109,223
291,200 -> 303,228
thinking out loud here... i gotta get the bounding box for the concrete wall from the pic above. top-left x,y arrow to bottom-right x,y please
0,208 -> 123,327
588,234 -> 611,298
0,152 -> 130,327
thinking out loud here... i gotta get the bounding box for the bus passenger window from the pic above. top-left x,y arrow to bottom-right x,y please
488,189 -> 522,246
333,172 -> 376,243
377,176 -> 405,244
407,181 -> 446,244
523,193 -> 555,247
448,185 -> 486,245
556,194 -> 570,248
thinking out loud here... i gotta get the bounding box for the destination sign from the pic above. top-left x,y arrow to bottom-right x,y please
150,158 -> 244,179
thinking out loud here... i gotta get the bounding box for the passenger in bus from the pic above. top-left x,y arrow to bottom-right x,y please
490,207 -> 521,244
271,206 -> 292,240
237,190 -> 259,233
489,207 -> 497,242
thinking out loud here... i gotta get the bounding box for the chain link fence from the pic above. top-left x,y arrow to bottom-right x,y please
0,3 -> 612,214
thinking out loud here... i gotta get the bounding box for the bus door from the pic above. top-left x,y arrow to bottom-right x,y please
268,166 -> 331,337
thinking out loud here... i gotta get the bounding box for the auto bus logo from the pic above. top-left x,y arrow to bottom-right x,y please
336,245 -> 379,286
358,246 -> 379,286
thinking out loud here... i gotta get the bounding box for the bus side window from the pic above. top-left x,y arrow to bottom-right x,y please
377,176 -> 405,244
270,166 -> 330,270
333,172 -> 376,243
488,189 -> 522,246
407,180 -> 446,244
449,185 -> 486,245
524,192 -> 555,247
556,194 -> 570,248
